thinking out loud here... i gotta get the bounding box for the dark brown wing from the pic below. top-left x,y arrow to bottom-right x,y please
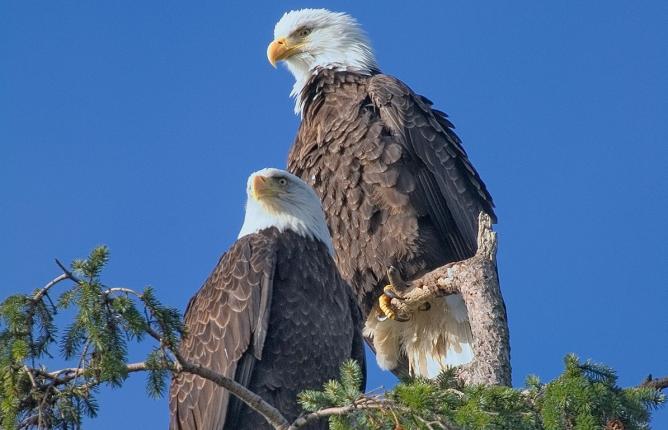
169,233 -> 277,430
368,74 -> 495,260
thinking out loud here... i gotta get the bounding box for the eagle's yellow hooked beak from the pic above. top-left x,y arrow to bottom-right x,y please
251,175 -> 279,200
267,37 -> 301,67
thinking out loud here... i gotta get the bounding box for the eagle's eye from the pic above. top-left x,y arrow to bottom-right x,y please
277,177 -> 288,187
297,27 -> 311,38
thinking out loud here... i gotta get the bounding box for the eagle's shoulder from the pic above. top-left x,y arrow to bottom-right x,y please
182,228 -> 277,316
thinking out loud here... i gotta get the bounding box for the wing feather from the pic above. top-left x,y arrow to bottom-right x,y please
169,233 -> 277,430
368,75 -> 495,260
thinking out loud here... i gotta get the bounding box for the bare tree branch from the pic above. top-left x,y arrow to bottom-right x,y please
32,273 -> 69,302
54,258 -> 81,284
641,375 -> 668,391
416,416 -> 459,430
22,365 -> 38,389
104,287 -> 140,296
136,297 -> 292,429
174,353 -> 291,429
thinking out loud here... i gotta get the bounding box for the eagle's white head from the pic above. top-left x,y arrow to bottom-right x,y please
238,168 -> 334,256
268,8 -> 378,113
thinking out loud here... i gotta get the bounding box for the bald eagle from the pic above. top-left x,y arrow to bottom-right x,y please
268,9 -> 495,378
169,168 -> 365,429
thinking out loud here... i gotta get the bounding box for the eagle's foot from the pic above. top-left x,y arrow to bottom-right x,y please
378,287 -> 409,322
376,266 -> 411,322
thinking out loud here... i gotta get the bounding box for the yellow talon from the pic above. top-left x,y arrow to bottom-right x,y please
377,284 -> 410,321
379,293 -> 396,320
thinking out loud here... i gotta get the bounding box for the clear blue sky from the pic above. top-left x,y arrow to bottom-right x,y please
2,0 -> 667,428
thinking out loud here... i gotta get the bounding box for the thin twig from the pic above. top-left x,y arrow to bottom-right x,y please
104,287 -> 142,297
33,273 -> 69,302
288,397 -> 389,429
416,416 -> 454,430
34,361 -> 149,385
17,414 -> 39,430
37,382 -> 56,429
75,339 -> 92,381
22,365 -> 38,388
54,258 -> 82,284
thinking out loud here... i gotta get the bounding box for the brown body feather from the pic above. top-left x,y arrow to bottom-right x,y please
288,70 -> 495,375
169,227 -> 365,429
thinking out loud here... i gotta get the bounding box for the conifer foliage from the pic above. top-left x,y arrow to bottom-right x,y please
0,247 -> 664,429
298,357 -> 664,430
0,247 -> 183,429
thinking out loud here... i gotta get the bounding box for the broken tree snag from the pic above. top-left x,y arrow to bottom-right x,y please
390,212 -> 511,386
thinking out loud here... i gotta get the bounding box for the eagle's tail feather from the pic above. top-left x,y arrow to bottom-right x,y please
405,294 -> 474,378
364,293 -> 474,379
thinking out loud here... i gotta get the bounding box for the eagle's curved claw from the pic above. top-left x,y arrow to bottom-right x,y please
376,266 -> 411,322
375,311 -> 388,322
383,284 -> 404,300
377,284 -> 410,322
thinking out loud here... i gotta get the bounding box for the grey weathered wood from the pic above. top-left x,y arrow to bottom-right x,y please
389,212 -> 511,386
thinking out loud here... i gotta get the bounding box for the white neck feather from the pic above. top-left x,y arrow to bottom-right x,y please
277,10 -> 378,114
238,194 -> 335,256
